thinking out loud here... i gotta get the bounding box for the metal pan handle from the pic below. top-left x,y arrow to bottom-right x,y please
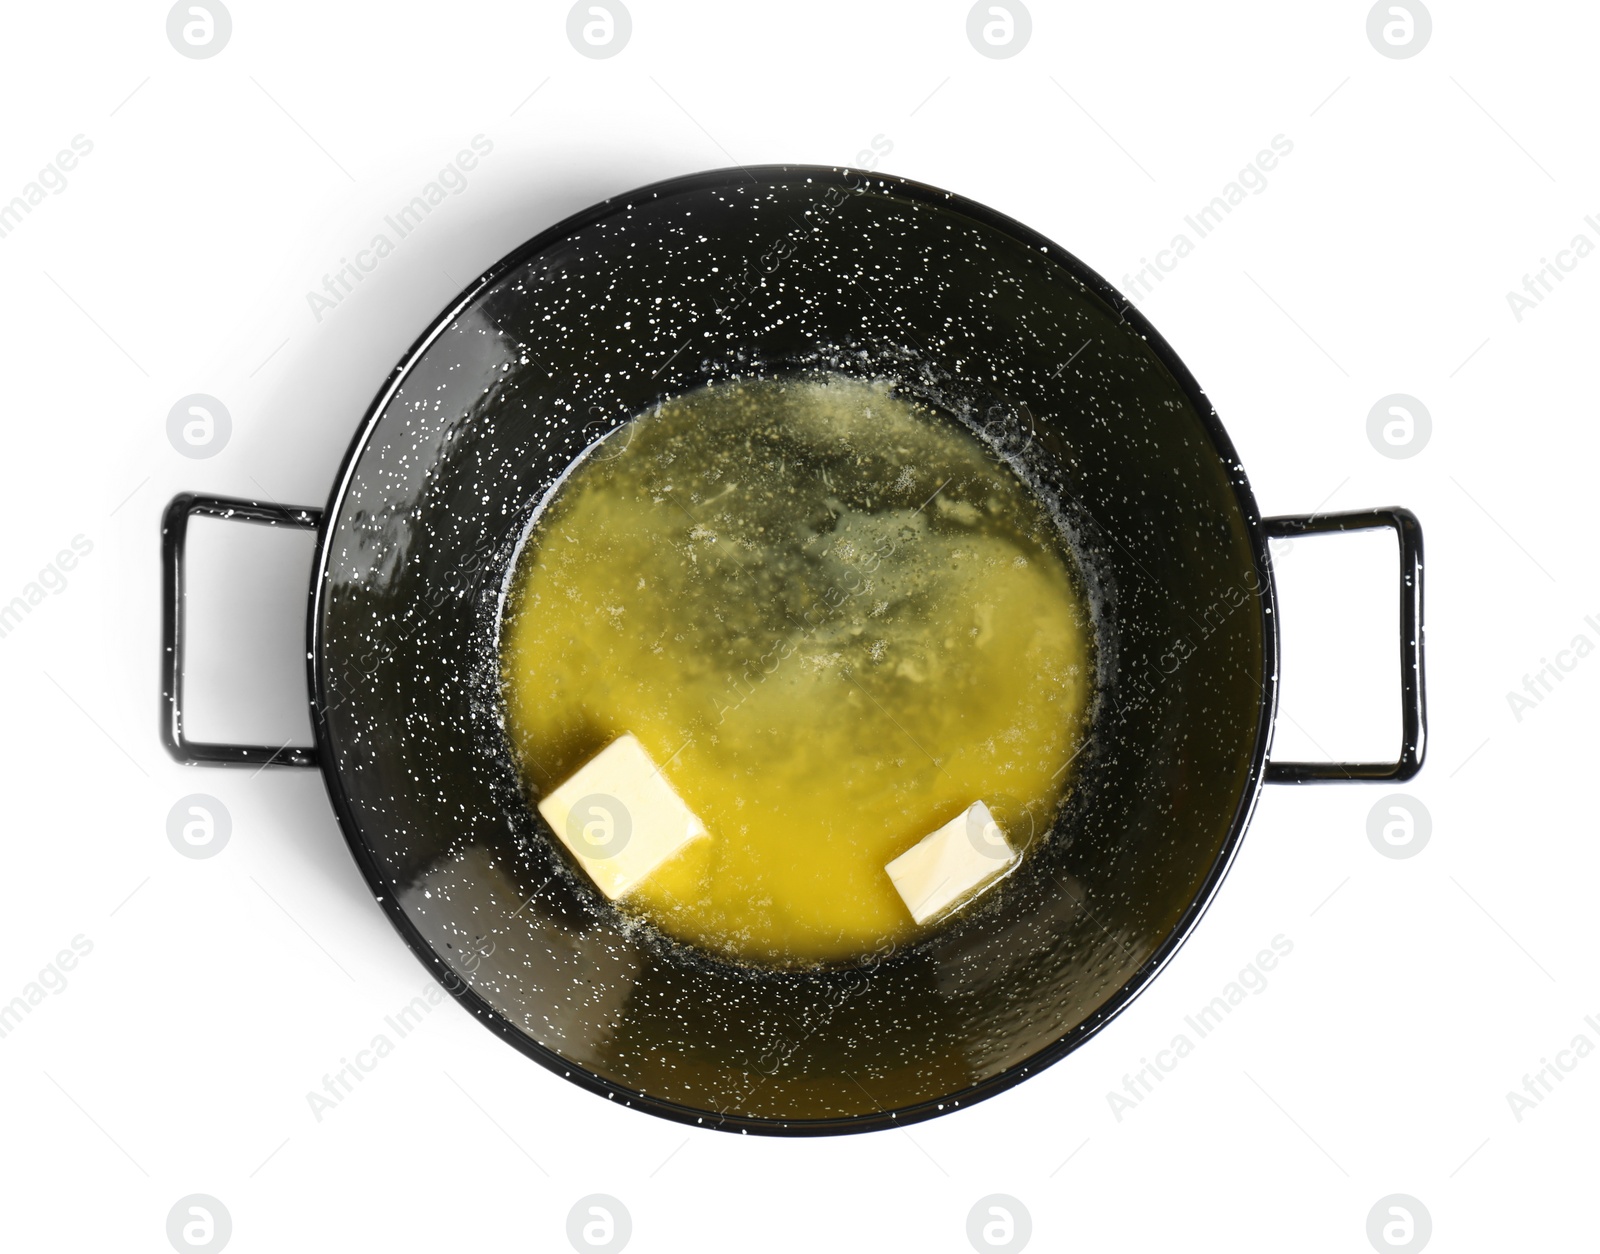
161,492 -> 322,768
1262,507 -> 1426,783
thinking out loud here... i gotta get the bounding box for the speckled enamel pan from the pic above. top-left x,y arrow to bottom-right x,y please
161,165 -> 1426,1135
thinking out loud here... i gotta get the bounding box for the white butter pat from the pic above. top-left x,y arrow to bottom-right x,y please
886,800 -> 1017,925
537,733 -> 707,900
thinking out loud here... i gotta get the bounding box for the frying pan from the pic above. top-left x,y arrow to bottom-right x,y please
161,165 -> 1425,1134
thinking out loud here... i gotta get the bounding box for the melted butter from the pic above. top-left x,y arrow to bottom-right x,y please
500,375 -> 1093,966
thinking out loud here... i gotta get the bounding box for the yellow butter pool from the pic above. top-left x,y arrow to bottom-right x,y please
500,374 -> 1093,966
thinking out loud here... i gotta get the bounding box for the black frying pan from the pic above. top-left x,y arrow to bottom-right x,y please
161,165 -> 1425,1135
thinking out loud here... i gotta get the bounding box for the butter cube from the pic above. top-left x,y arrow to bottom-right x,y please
886,800 -> 1017,924
537,733 -> 707,900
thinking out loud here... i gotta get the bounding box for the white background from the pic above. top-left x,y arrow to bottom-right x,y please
1,1 -> 1594,1250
